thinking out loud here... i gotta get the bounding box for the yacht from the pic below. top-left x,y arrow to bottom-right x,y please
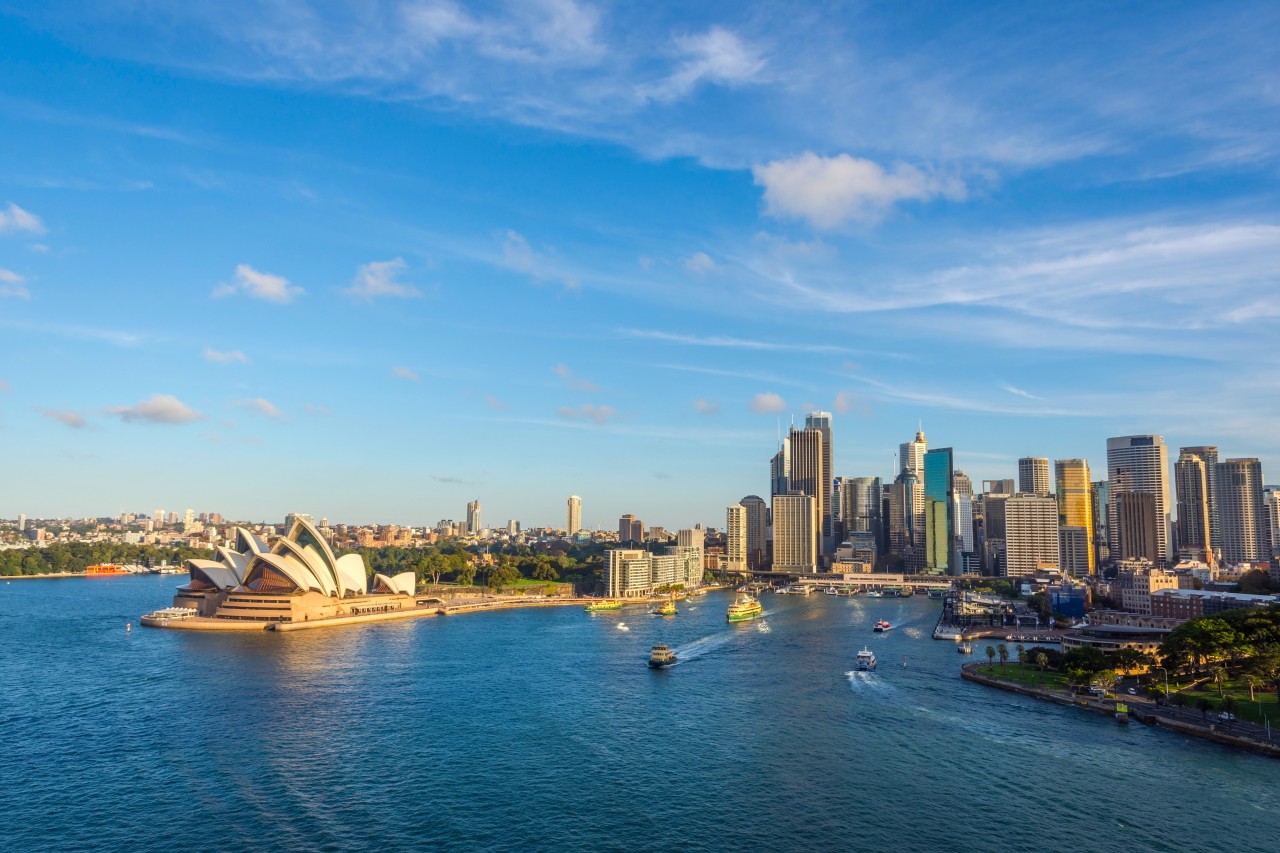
726,594 -> 764,623
648,643 -> 677,669
855,647 -> 877,671
873,620 -> 891,632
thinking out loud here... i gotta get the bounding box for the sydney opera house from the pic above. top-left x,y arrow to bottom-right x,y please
157,518 -> 418,626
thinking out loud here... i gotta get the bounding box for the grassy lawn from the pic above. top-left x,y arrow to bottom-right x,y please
978,662 -> 1071,692
1167,679 -> 1280,726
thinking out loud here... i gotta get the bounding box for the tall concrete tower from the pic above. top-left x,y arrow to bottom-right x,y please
1054,459 -> 1095,575
1106,435 -> 1171,566
805,411 -> 834,553
788,426 -> 827,558
566,495 -> 582,537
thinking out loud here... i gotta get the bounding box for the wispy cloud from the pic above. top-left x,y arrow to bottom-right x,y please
552,362 -> 599,392
682,251 -> 717,275
753,153 -> 966,228
106,394 -> 203,424
303,402 -> 331,416
748,392 -> 786,414
203,346 -> 250,364
637,26 -> 767,103
237,397 -> 287,422
1001,383 -> 1046,402
558,403 -> 617,425
501,229 -> 579,290
0,202 -> 44,235
485,394 -> 507,411
343,257 -> 420,300
693,398 -> 720,415
622,328 -> 851,354
0,319 -> 143,347
431,474 -> 467,485
0,269 -> 29,299
212,264 -> 302,303
392,366 -> 421,382
37,408 -> 88,429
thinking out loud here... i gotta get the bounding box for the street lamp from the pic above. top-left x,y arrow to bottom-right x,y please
1155,665 -> 1169,703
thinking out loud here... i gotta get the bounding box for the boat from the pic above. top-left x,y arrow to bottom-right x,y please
726,594 -> 764,623
584,599 -> 622,612
927,588 -> 946,599
653,598 -> 678,616
648,643 -> 677,668
866,590 -> 882,598
824,586 -> 839,595
85,564 -> 130,576
1115,702 -> 1130,724
855,647 -> 877,671
873,620 -> 891,632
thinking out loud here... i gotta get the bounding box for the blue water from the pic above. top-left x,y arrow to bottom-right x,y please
1,576 -> 1277,852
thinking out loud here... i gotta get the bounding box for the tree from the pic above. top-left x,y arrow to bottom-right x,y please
1210,666 -> 1227,699
997,644 -> 1009,667
1170,692 -> 1188,710
1034,652 -> 1049,672
985,646 -> 996,668
1015,644 -> 1025,665
1196,698 -> 1214,720
1244,673 -> 1264,702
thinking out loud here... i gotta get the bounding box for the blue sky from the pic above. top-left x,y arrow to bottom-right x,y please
2,1 -> 1278,528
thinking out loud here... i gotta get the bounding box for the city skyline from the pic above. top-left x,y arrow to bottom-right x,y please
2,4 -> 1279,525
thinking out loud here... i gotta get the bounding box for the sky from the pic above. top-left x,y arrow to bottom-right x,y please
1,1 -> 1279,528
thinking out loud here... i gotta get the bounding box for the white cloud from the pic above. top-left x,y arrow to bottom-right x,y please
1001,384 -> 1046,402
203,346 -> 250,364
693,398 -> 720,415
833,391 -> 854,414
38,408 -> 87,429
682,252 -> 717,275
0,269 -> 29,299
238,397 -> 286,421
343,257 -> 421,300
303,402 -> 331,416
393,366 -> 421,382
748,392 -> 786,414
753,152 -> 966,228
558,403 -> 617,425
638,26 -> 767,102
621,328 -> 850,354
212,264 -> 303,303
485,394 -> 507,411
106,394 -> 204,424
0,203 -> 44,235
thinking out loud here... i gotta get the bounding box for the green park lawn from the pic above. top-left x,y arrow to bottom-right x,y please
1167,677 -> 1280,726
978,662 -> 1071,692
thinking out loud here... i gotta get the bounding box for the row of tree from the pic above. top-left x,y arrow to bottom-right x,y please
0,542 -> 211,576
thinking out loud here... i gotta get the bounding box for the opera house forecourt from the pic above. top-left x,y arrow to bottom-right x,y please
140,518 -> 422,631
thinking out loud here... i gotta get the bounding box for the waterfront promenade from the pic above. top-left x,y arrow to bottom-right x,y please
962,662 -> 1280,760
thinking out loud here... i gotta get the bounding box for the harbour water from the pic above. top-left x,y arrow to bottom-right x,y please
2,575 -> 1277,852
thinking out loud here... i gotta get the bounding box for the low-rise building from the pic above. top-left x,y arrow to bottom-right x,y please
1149,588 -> 1280,620
604,546 -> 704,598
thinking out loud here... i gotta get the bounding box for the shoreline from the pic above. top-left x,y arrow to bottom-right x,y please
2,572 -> 90,580
961,663 -> 1280,760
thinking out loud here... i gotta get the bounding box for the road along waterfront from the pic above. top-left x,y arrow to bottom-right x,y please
2,575 -> 1278,852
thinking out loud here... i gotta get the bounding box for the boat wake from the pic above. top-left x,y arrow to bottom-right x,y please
903,627 -> 925,639
617,622 -> 629,632
756,620 -> 771,634
845,670 -> 893,691
672,630 -> 738,663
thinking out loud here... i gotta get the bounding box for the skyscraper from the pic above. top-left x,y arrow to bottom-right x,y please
17,513 -> 25,532
566,495 -> 582,536
1018,457 -> 1051,496
1181,445 -> 1220,554
843,476 -> 882,556
1107,435 -> 1171,566
1091,480 -> 1110,567
725,504 -> 747,571
805,411 -> 834,552
953,470 -> 974,556
770,443 -> 790,497
1054,459 -> 1095,575
899,428 -> 927,479
1004,494 -> 1059,577
1174,451 -> 1212,562
466,500 -> 482,534
788,425 -> 827,558
739,495 -> 769,569
618,514 -> 644,544
772,493 -> 818,573
1116,491 -> 1159,563
1217,458 -> 1269,563
923,448 -> 954,574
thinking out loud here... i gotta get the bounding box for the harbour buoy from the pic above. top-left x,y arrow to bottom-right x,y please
126,622 -> 131,633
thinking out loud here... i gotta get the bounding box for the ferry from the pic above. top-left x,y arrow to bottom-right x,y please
927,588 -> 947,599
653,598 -> 678,616
648,643 -> 677,669
726,594 -> 764,623
855,647 -> 877,671
85,564 -> 130,576
873,620 -> 891,633
584,599 -> 623,612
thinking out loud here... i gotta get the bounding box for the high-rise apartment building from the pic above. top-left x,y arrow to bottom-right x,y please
1217,458 -> 1269,563
1004,494 -> 1059,577
1018,457 -> 1051,497
466,500 -> 482,534
1174,451 -> 1212,562
17,513 -> 25,532
725,504 -> 747,571
772,493 -> 818,573
1054,459 -> 1095,575
566,495 -> 581,536
788,426 -> 827,558
1181,445 -> 1220,554
923,448 -> 954,574
739,495 -> 769,569
953,470 -> 974,556
1116,491 -> 1159,563
1107,435 -> 1171,566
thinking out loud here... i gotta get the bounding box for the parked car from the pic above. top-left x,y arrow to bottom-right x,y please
1218,712 -> 1237,722
1127,688 -> 1137,695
